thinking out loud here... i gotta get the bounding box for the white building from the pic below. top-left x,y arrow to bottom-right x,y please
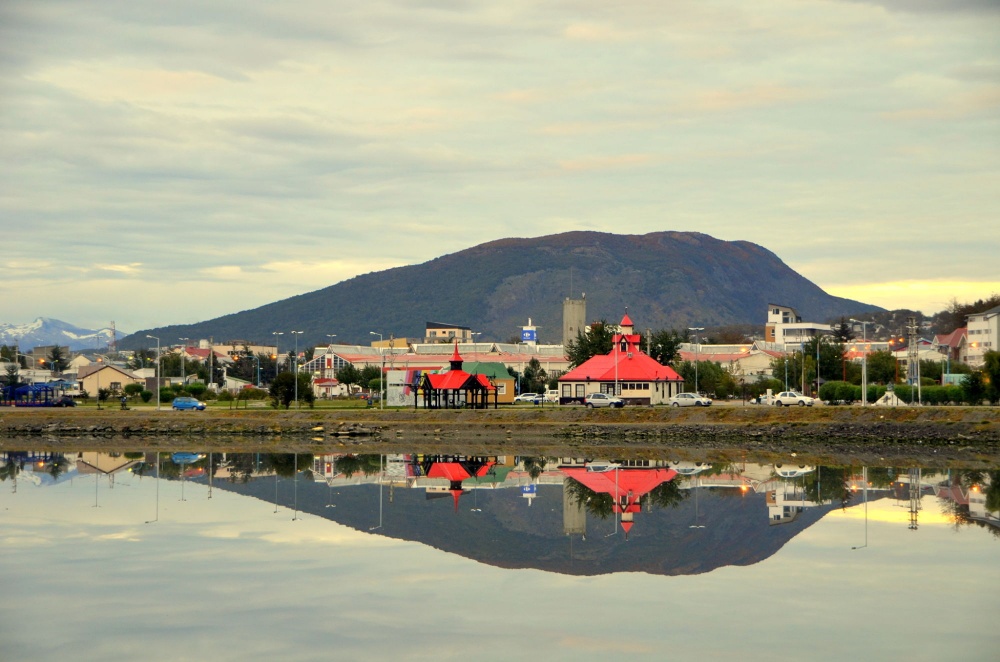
966,304 -> 999,367
765,304 -> 832,348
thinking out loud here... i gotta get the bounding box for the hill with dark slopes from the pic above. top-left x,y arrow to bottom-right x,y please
214,478 -> 843,577
121,231 -> 880,348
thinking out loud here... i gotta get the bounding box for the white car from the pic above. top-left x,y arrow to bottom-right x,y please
543,389 -> 560,403
584,392 -> 624,408
667,392 -> 712,407
514,392 -> 540,403
774,391 -> 815,407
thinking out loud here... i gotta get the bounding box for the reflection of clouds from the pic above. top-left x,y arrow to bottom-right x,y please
2,475 -> 998,660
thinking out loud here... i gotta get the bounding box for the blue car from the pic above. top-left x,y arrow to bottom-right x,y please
171,396 -> 206,411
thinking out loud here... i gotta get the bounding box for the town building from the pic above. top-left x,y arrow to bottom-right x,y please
557,314 -> 685,405
966,304 -> 999,367
765,303 -> 832,347
424,322 -> 474,344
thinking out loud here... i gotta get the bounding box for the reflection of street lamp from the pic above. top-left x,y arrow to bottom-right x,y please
689,476 -> 705,529
146,335 -> 161,410
688,327 -> 704,393
852,466 -> 868,550
291,331 -> 304,408
145,453 -> 160,524
369,455 -> 385,531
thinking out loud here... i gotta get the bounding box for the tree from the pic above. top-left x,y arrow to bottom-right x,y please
866,349 -> 898,384
566,321 -> 614,368
123,383 -> 144,398
962,371 -> 987,405
336,364 -> 362,394
649,329 -> 686,365
521,357 -> 548,394
830,317 -> 855,343
982,350 -> 1000,405
269,372 -> 297,408
47,346 -> 67,372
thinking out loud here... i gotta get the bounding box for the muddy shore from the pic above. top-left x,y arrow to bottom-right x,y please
2,405 -> 998,467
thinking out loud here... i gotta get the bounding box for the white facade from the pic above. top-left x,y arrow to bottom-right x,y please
966,304 -> 999,367
765,304 -> 831,348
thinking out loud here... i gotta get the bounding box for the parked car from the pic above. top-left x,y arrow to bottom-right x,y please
53,395 -> 77,407
171,396 -> 207,411
584,392 -> 624,408
514,392 -> 540,403
543,389 -> 560,403
774,391 -> 815,407
667,392 -> 712,407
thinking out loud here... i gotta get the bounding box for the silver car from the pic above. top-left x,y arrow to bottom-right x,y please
584,392 -> 624,408
668,392 -> 712,407
774,391 -> 815,407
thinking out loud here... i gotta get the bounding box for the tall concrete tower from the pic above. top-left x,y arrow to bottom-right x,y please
563,295 -> 586,347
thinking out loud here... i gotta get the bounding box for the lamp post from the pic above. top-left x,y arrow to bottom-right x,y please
291,331 -> 304,409
688,327 -> 704,394
850,319 -> 869,406
272,332 -> 284,381
249,354 -> 261,387
178,337 -> 188,387
370,331 -> 384,410
146,335 -> 161,410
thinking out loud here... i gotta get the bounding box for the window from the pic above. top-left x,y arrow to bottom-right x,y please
562,384 -> 571,397
495,383 -> 506,395
575,384 -> 585,398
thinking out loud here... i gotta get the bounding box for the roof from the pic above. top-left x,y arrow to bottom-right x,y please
620,313 -> 633,327
426,321 -> 471,330
934,328 -> 966,348
426,371 -> 494,391
461,362 -> 514,380
559,348 -> 683,383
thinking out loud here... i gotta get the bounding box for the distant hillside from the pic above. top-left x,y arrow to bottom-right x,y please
119,231 -> 881,349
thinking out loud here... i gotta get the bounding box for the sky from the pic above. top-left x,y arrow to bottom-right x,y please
2,0 -> 999,332
2,470 -> 998,660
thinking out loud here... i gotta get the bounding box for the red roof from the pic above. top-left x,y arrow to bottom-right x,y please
620,313 -> 633,327
426,372 -> 494,391
561,467 -> 678,508
934,328 -> 966,349
559,347 -> 683,383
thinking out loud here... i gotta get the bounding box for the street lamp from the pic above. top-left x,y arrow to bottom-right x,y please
146,335 -> 161,410
688,327 -> 704,393
272,332 -> 284,380
249,354 -> 261,387
370,331 -> 384,410
178,337 -> 189,387
849,319 -> 869,406
291,331 -> 304,408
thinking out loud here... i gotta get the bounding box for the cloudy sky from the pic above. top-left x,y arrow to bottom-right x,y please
2,0 -> 998,332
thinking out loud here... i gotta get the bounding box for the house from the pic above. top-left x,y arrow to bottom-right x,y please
77,364 -> 143,395
677,344 -> 781,379
557,314 -> 684,405
934,328 -> 967,369
417,344 -> 496,409
461,361 -> 516,403
424,321 -> 474,344
765,304 -> 832,347
966,304 -> 999,367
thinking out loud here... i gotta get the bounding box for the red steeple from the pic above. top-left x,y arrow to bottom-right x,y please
449,342 -> 463,371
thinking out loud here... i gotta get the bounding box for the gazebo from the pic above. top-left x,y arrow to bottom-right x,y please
417,344 -> 497,409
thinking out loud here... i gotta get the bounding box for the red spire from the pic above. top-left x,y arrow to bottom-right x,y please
451,342 -> 462,362
620,313 -> 634,327
451,488 -> 463,512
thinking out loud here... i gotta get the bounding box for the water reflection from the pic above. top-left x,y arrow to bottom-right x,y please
2,448 -> 998,660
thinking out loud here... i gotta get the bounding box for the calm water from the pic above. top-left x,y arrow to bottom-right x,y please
1,448 -> 997,661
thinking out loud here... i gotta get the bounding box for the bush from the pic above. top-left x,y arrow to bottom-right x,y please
140,390 -> 153,403
217,390 -> 234,402
187,382 -> 207,398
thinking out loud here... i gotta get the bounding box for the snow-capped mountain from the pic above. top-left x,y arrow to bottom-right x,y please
0,318 -> 123,351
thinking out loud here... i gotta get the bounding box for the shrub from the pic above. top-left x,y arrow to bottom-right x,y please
140,390 -> 153,403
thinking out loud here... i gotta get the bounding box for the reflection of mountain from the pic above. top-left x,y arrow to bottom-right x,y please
213,475 -> 844,577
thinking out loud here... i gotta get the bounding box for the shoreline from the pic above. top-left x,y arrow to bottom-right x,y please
2,405 -> 998,467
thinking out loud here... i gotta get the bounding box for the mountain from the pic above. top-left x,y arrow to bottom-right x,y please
120,231 -> 882,349
0,317 -> 120,351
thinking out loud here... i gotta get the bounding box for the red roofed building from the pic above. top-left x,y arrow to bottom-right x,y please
560,464 -> 679,538
557,314 -> 684,405
417,344 -> 497,409
418,456 -> 497,511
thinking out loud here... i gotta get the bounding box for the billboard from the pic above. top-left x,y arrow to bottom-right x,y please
521,328 -> 537,342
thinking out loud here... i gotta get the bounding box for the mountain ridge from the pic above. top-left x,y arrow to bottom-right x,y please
113,230 -> 881,348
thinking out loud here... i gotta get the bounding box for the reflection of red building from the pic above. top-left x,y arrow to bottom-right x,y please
561,466 -> 678,538
418,456 -> 497,511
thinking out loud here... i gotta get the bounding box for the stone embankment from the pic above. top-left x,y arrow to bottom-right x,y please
1,406 -> 998,465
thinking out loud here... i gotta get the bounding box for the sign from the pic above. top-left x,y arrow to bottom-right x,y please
521,329 -> 537,342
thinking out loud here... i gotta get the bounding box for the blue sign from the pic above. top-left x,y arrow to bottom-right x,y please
521,484 -> 537,496
521,329 -> 537,342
